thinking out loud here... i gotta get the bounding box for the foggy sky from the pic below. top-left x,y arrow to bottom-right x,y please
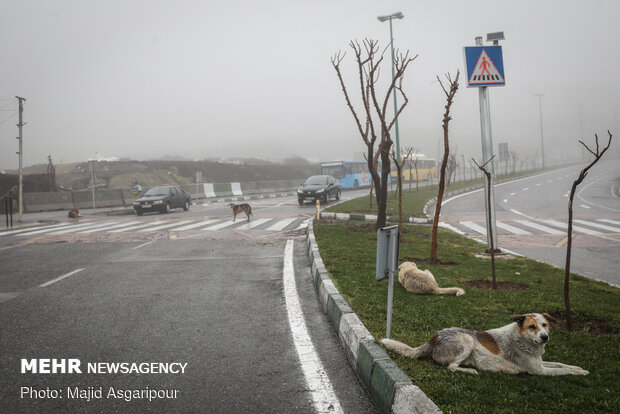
1,0 -> 619,170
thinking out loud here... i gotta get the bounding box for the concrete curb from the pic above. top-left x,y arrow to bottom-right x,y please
306,221 -> 441,414
319,212 -> 432,225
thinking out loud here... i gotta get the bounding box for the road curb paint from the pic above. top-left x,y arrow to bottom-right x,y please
306,221 -> 441,414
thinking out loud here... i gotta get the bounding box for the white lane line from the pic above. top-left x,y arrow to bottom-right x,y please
514,220 -> 564,235
599,219 -> 620,226
202,220 -> 237,231
133,240 -> 156,250
170,219 -> 219,231
234,218 -> 272,230
574,219 -> 620,233
496,221 -> 532,235
138,220 -> 193,232
576,180 -> 620,212
503,199 -> 508,203
522,187 -> 529,191
438,222 -> 465,235
108,220 -> 167,233
266,218 -> 297,231
81,221 -> 142,233
510,192 -> 516,196
40,268 -> 85,288
460,221 -> 488,235
580,204 -> 591,209
0,222 -> 73,237
282,240 -> 343,414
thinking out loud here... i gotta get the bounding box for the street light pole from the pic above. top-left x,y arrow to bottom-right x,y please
535,93 -> 545,169
16,96 -> 26,223
378,11 -> 404,164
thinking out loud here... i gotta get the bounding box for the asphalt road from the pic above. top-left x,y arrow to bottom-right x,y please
438,158 -> 620,286
0,197 -> 378,413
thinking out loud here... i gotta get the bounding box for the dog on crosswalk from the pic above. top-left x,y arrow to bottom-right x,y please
398,261 -> 464,296
228,203 -> 252,222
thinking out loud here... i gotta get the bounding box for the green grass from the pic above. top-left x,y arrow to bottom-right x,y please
314,221 -> 620,413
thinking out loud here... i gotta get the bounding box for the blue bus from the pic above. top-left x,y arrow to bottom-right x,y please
320,160 -> 390,189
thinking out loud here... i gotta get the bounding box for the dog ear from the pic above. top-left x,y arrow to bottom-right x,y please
541,313 -> 555,323
511,314 -> 526,326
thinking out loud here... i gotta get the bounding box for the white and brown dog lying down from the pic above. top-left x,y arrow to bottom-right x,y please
381,313 -> 589,376
398,261 -> 464,296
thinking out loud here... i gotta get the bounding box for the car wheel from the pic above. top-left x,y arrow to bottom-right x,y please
165,203 -> 171,214
298,198 -> 304,205
183,200 -> 190,211
322,194 -> 328,204
336,190 -> 341,201
136,210 -> 143,216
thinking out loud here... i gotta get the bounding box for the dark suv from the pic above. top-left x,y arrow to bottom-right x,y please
297,175 -> 341,205
133,185 -> 191,215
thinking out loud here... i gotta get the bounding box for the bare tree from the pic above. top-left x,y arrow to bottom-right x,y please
332,40 -> 417,228
564,131 -> 613,331
431,70 -> 460,264
472,155 -> 498,290
391,147 -> 413,233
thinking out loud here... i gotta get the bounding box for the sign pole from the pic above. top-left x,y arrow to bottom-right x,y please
474,36 -> 498,252
376,225 -> 399,339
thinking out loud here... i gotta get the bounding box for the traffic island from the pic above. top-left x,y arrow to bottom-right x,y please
306,220 -> 441,414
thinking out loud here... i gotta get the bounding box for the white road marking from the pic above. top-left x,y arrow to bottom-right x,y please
234,218 -> 272,230
40,268 -> 85,288
460,221 -> 488,235
579,204 -> 591,209
522,187 -> 529,191
138,220 -> 193,232
496,221 -> 532,235
50,221 -> 116,234
599,219 -> 620,226
81,221 -> 142,233
295,219 -> 310,231
18,223 -> 84,236
438,222 -> 465,235
108,220 -> 167,233
266,218 -> 297,231
510,209 -> 534,220
282,240 -> 342,414
574,219 -> 620,233
0,222 -> 73,237
540,219 -> 601,235
510,192 -> 516,196
170,219 -> 219,231
202,220 -> 237,231
514,220 -> 564,235
133,240 -> 156,250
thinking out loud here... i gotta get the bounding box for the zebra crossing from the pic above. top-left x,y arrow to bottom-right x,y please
0,216 -> 310,238
443,218 -> 620,237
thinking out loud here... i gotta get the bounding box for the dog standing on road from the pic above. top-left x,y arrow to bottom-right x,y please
228,203 -> 252,222
398,261 -> 464,296
381,313 -> 589,376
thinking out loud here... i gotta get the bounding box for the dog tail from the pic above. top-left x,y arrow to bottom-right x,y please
432,287 -> 465,296
380,338 -> 433,359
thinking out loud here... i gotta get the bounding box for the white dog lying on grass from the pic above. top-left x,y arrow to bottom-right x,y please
382,313 -> 589,376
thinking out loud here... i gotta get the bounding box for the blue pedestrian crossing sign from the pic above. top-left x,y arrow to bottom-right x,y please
464,46 -> 505,87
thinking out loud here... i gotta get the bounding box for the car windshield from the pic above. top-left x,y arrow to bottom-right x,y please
144,187 -> 171,196
304,176 -> 328,185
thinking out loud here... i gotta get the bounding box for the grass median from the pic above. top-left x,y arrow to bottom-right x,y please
313,220 -> 619,413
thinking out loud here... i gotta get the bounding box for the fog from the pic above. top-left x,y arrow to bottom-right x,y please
1,0 -> 619,170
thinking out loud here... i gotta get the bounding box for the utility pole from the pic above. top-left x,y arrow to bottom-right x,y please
16,96 -> 26,223
535,93 -> 545,169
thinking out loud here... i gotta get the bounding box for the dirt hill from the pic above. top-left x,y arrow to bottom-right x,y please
8,159 -> 321,191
